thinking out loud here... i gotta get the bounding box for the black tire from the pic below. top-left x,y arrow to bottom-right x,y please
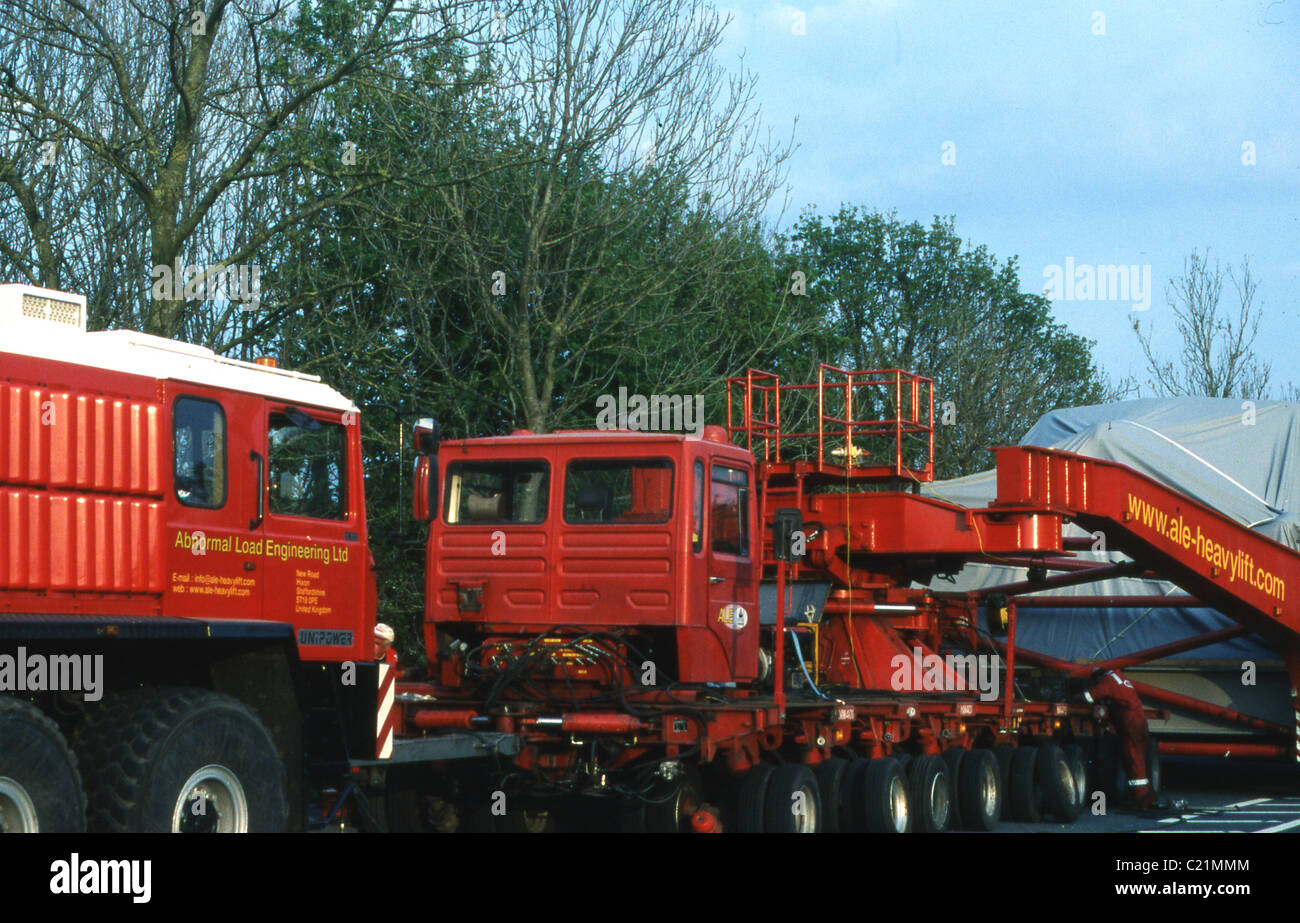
1009,745 -> 1042,822
813,758 -> 850,833
861,758 -> 910,833
958,748 -> 1001,831
1063,743 -> 1090,814
0,697 -> 85,832
644,765 -> 704,833
940,748 -> 966,823
764,763 -> 822,833
735,762 -> 776,833
616,795 -> 647,832
906,754 -> 952,833
381,764 -> 434,832
1093,734 -> 1122,801
840,757 -> 874,832
73,687 -> 287,832
1037,742 -> 1081,822
1146,737 -> 1162,796
894,752 -> 914,774
492,797 -> 558,833
994,744 -> 1016,820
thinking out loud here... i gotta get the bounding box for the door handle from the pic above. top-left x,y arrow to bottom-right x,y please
249,450 -> 264,530
709,576 -> 726,584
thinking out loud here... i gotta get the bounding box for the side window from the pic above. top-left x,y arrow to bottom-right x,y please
174,397 -> 227,508
692,460 -> 704,551
710,464 -> 749,557
268,410 -> 347,520
444,461 -> 549,524
564,459 -> 673,524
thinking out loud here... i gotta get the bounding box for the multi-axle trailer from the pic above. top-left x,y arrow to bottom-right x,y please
0,283 -> 1295,832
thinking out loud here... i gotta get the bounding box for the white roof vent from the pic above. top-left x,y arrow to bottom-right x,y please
0,284 -> 87,335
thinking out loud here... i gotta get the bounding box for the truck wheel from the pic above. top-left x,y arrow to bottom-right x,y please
0,697 -> 85,832
840,757 -> 873,831
813,757 -> 850,833
861,757 -> 910,833
1009,745 -> 1042,822
957,748 -> 1000,831
994,744 -> 1016,819
382,764 -> 433,832
735,762 -> 776,833
1037,742 -> 1081,822
1093,735 -> 1122,800
940,747 -> 966,823
764,764 -> 821,833
644,765 -> 703,833
1063,744 -> 1089,812
74,687 -> 287,832
1146,737 -> 1162,796
906,754 -> 951,832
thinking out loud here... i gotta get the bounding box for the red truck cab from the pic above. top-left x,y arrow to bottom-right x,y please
422,426 -> 759,684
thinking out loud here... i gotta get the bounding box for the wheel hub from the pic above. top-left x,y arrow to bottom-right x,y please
0,777 -> 39,833
888,775 -> 908,833
929,773 -> 950,828
171,764 -> 249,833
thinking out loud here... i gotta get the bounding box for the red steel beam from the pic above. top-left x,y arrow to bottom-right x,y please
1012,595 -> 1202,608
1158,740 -> 1288,759
991,641 -> 1289,735
1159,738 -> 1289,759
962,561 -> 1145,600
1129,680 -> 1288,735
1087,626 -> 1249,673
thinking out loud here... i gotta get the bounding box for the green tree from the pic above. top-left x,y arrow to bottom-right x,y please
1132,250 -> 1272,400
789,206 -> 1109,478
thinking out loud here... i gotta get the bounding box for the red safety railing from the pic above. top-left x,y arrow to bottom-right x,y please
726,365 -> 935,481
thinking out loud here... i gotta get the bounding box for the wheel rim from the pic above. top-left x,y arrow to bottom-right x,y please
979,762 -> 998,817
1057,758 -> 1077,806
793,783 -> 818,833
1070,760 -> 1087,804
522,809 -> 551,833
170,764 -> 249,833
0,777 -> 39,833
888,775 -> 908,833
928,772 -> 950,828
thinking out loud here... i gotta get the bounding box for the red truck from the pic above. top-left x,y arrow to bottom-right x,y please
7,283 -> 1296,833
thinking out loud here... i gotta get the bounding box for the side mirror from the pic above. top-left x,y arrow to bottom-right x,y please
412,455 -> 437,522
773,507 -> 804,562
413,417 -> 439,455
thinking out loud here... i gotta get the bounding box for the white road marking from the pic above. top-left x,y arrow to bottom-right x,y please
1141,796 -> 1300,832
1257,817 -> 1300,833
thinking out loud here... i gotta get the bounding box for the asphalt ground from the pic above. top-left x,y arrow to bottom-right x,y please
999,754 -> 1300,833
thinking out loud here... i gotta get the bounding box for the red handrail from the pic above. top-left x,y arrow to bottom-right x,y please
726,365 -> 935,481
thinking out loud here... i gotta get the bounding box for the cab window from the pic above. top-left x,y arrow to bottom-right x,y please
268,410 -> 347,519
444,461 -> 549,524
711,464 -> 749,556
692,460 -> 704,551
564,459 -> 673,524
174,397 -> 227,508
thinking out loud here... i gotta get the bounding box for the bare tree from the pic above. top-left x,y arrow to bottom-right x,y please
1132,250 -> 1271,399
0,0 -> 507,339
416,0 -> 797,432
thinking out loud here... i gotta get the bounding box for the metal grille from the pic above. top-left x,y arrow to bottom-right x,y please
21,293 -> 82,326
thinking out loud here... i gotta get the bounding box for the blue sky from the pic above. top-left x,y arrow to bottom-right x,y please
717,0 -> 1298,395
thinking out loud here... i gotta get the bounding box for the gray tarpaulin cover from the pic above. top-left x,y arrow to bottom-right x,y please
919,398 -> 1300,663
